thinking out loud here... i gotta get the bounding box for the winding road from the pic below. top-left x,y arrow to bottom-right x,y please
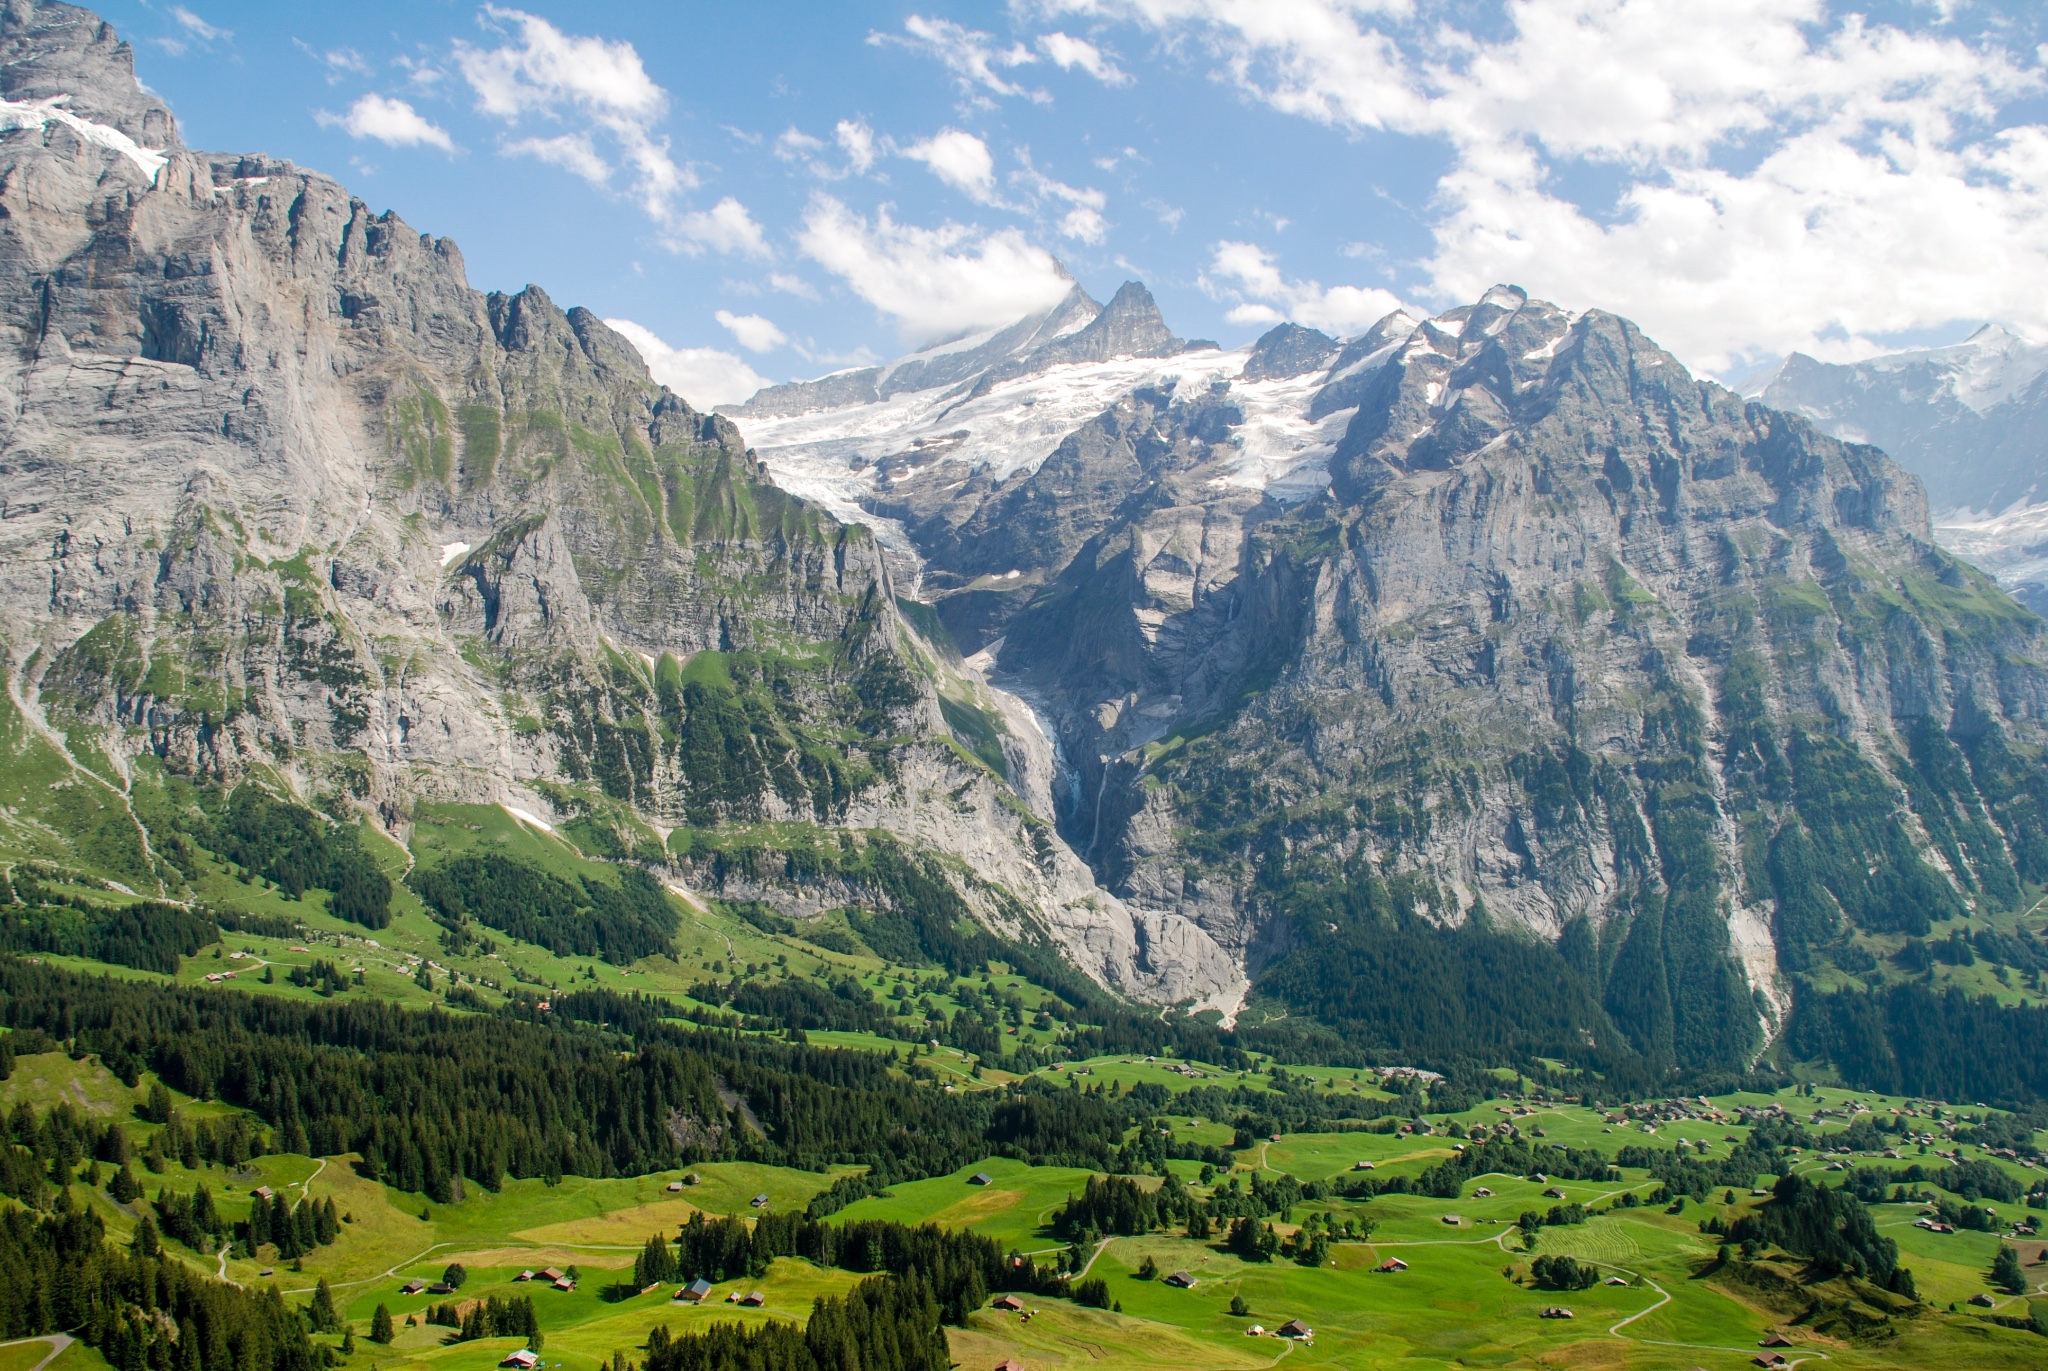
0,1336 -> 71,1371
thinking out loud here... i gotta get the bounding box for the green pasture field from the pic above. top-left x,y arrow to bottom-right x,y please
10,1056 -> 2048,1370
830,1157 -> 1102,1252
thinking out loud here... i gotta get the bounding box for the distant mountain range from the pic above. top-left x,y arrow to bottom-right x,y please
1753,327 -> 2048,611
727,283 -> 2048,1070
7,0 -> 2048,1078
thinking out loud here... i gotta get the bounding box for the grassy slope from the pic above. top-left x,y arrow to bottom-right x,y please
7,772 -> 2048,1368
11,1042 -> 2047,1371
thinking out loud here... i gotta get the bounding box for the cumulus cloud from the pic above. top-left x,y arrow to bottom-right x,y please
716,310 -> 789,353
1040,0 -> 2048,371
604,318 -> 769,409
797,194 -> 1076,343
316,94 -> 454,152
875,15 -> 1048,105
836,119 -> 878,175
672,197 -> 772,259
1037,32 -> 1130,85
1203,241 -> 1408,334
902,128 -> 1000,203
457,7 -> 691,219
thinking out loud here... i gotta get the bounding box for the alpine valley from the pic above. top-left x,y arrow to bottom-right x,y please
4,0 -> 2048,1087
6,6 -> 2048,1371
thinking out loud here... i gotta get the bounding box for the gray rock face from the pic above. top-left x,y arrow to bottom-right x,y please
1754,328 -> 2048,610
1755,327 -> 2048,514
1241,323 -> 1337,382
1,0 -> 175,148
738,276 -> 2048,1063
0,0 -> 1240,1011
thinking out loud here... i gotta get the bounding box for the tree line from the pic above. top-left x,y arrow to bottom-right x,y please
1791,981 -> 2048,1108
0,1197 -> 318,1371
640,1273 -> 947,1371
642,1210 -> 1069,1325
408,855 -> 677,965
0,965 -> 1161,1206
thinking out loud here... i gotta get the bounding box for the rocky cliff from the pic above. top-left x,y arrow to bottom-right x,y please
1754,328 -> 2048,613
10,0 -> 2048,1067
739,283 -> 2048,1069
0,0 -> 1240,1011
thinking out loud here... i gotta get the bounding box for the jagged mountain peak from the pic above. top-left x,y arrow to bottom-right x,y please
721,271 -> 2048,1066
722,275 -> 1214,421
0,0 -> 1247,1021
1241,322 -> 1337,382
1752,317 -> 2048,605
1,0 -> 177,152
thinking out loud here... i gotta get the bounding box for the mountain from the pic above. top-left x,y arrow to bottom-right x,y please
734,283 -> 2048,1072
9,0 -> 2048,1081
1753,327 -> 2048,611
0,0 -> 1240,1013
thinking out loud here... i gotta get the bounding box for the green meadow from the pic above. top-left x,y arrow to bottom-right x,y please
9,795 -> 2048,1370
14,1035 -> 2048,1371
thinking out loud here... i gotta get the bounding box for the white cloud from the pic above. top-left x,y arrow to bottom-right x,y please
395,56 -> 445,88
456,7 -> 690,221
316,94 -> 454,152
171,6 -> 228,42
715,310 -> 789,353
1203,241 -> 1408,334
1037,32 -> 1131,85
1014,153 -> 1110,241
672,197 -> 772,259
604,318 -> 769,409
1043,0 -> 2048,371
902,128 -> 999,203
503,133 -> 607,183
776,128 -> 826,160
770,272 -> 821,300
293,39 -> 369,81
876,15 -> 1048,105
797,194 -> 1076,343
1059,206 -> 1109,243
776,122 -> 878,180
836,119 -> 877,174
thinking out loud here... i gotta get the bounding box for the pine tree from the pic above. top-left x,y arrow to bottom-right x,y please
310,1279 -> 339,1333
369,1306 -> 393,1344
1992,1243 -> 2027,1296
634,1234 -> 677,1287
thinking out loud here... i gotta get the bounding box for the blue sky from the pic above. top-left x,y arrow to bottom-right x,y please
95,0 -> 2048,406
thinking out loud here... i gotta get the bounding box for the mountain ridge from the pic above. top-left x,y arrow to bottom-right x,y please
731,275 -> 2048,1072
0,0 -> 1244,1016
1754,326 -> 2048,610
6,0 -> 2048,1078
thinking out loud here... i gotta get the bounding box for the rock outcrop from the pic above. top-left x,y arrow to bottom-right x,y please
0,1 -> 1242,1012
737,280 -> 2048,1066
